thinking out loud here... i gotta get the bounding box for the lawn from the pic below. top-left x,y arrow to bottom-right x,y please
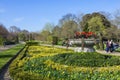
0,44 -> 25,69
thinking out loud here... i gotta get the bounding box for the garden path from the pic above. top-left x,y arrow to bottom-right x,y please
41,44 -> 120,55
0,45 -> 16,52
96,50 -> 120,56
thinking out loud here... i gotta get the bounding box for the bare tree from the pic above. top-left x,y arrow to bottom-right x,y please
9,26 -> 21,43
0,24 -> 9,45
112,9 -> 120,28
0,24 -> 9,39
19,30 -> 29,41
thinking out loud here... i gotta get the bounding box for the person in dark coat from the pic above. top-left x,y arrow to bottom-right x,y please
105,40 -> 110,53
110,40 -> 114,53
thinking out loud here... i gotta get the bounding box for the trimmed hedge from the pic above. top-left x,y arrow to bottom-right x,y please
51,52 -> 120,67
26,41 -> 39,46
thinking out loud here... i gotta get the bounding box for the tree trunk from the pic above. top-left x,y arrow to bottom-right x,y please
94,39 -> 100,49
81,37 -> 84,50
99,35 -> 104,50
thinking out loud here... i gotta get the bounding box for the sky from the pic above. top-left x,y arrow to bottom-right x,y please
0,0 -> 120,32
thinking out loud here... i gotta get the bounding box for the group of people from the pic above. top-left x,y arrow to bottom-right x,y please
106,40 -> 119,53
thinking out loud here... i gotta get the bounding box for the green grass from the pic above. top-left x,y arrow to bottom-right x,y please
116,47 -> 120,52
0,44 -> 25,69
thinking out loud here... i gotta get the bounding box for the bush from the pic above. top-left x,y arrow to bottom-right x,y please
52,36 -> 58,45
26,41 -> 39,46
9,46 -> 28,79
4,41 -> 15,45
51,52 -> 120,67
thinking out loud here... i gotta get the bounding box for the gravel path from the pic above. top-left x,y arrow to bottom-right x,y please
0,45 -> 16,52
96,50 -> 120,56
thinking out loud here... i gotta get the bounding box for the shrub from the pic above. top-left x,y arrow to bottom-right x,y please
26,41 -> 39,46
51,52 -> 120,67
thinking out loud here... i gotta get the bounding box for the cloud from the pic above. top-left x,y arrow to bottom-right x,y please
0,8 -> 6,13
14,17 -> 24,22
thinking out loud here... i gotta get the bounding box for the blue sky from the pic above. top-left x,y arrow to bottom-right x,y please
0,0 -> 120,32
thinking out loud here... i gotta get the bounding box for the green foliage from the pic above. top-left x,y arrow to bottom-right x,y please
61,20 -> 78,38
80,14 -> 91,32
52,36 -> 58,45
26,41 -> 39,46
47,35 -> 52,42
88,16 -> 105,34
52,26 -> 61,38
52,52 -> 120,67
80,12 -> 112,50
80,12 -> 111,35
116,47 -> 120,52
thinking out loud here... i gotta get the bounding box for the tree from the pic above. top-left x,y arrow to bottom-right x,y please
59,13 -> 78,39
61,20 -> 78,39
9,26 -> 21,33
81,12 -> 111,32
9,26 -> 21,43
40,30 -> 51,41
0,24 -> 9,39
76,13 -> 84,31
59,13 -> 77,25
80,14 -> 91,31
88,16 -> 106,34
19,30 -> 29,41
40,22 -> 54,42
112,9 -> 120,28
33,32 -> 41,40
99,11 -> 112,20
104,26 -> 120,41
80,12 -> 111,50
52,25 -> 61,38
0,24 -> 9,45
88,13 -> 111,50
43,23 -> 54,33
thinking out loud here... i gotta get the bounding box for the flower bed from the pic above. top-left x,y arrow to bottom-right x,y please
75,31 -> 96,38
9,45 -> 120,80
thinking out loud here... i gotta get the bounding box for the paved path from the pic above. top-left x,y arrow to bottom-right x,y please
96,50 -> 120,56
0,45 -> 16,52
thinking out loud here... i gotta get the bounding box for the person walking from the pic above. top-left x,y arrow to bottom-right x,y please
109,40 -> 114,53
105,40 -> 110,53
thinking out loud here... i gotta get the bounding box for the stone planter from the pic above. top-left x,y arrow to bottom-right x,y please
69,39 -> 96,52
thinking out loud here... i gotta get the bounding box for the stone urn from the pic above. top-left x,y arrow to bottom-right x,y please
69,39 -> 97,52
